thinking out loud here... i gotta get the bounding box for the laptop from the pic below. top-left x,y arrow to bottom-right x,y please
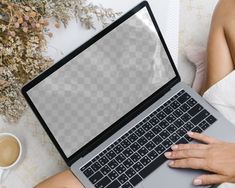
21,1 -> 235,188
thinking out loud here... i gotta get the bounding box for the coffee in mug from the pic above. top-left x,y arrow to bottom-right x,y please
0,134 -> 21,167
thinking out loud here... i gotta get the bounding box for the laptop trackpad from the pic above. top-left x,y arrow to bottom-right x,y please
140,162 -> 208,188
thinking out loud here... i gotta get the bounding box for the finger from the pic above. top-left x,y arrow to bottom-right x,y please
168,158 -> 207,170
165,149 -> 206,159
188,132 -> 220,144
193,174 -> 228,186
171,143 -> 209,151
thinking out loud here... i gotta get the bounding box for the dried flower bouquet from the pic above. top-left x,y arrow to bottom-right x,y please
0,0 -> 120,122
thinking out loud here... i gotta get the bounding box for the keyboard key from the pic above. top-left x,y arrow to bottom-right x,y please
159,120 -> 169,129
106,180 -> 121,188
138,147 -> 148,156
188,104 -> 203,117
176,127 -> 187,137
144,131 -> 155,140
166,124 -> 177,133
122,133 -> 129,140
152,135 -> 163,145
173,109 -> 183,117
108,170 -> 119,180
130,174 -> 142,186
199,121 -> 210,130
192,126 -> 203,133
100,165 -> 111,175
159,130 -> 170,139
184,134 -> 193,142
128,133 -> 138,142
118,174 -> 129,184
108,159 -> 118,169
81,161 -> 92,171
115,153 -> 126,163
98,156 -> 109,166
133,162 -> 144,172
95,176 -> 111,188
187,98 -> 197,107
130,153 -> 141,162
206,115 -> 217,124
83,167 -> 94,178
135,128 -> 145,137
169,133 -> 180,143
123,158 -> 134,168
191,110 -> 210,125
177,90 -> 185,96
113,144 -> 124,154
147,150 -> 159,160
170,100 -> 180,109
122,182 -> 133,188
140,156 -> 151,166
125,167 -> 136,178
89,171 -> 103,184
166,114 -> 176,123
162,139 -> 173,149
174,119 -> 184,127
107,145 -> 114,152
121,139 -> 131,148
139,155 -> 166,179
180,103 -> 190,112
149,117 -> 159,125
163,106 -> 174,114
123,148 -> 133,158
177,93 -> 190,103
116,164 -> 126,174
137,137 -> 148,146
151,126 -> 162,134
142,122 -> 153,131
155,144 -> 165,154
181,113 -> 191,122
183,122 -> 194,131
145,141 -> 156,151
130,142 -> 141,152
91,162 -> 102,171
156,111 -> 167,120
106,150 -> 116,160
176,138 -> 188,145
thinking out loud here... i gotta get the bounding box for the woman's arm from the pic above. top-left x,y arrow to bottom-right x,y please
35,170 -> 85,188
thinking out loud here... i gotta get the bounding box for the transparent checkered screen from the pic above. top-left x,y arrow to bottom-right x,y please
27,8 -> 176,157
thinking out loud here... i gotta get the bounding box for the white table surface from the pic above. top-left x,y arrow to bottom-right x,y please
0,1 -> 179,187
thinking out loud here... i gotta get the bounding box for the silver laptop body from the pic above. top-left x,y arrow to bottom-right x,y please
21,1 -> 235,188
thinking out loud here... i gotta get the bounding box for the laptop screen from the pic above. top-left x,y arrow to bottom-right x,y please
27,7 -> 176,157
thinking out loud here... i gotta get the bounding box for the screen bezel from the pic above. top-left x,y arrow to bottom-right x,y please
21,1 -> 181,166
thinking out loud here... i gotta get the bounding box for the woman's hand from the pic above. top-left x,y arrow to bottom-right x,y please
164,132 -> 235,186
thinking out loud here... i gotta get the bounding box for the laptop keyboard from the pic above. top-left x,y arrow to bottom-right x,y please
81,90 -> 217,188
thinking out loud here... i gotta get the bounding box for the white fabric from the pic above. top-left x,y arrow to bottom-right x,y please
203,71 -> 235,188
203,71 -> 235,126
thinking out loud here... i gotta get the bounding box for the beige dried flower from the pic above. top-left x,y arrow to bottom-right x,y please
0,0 -> 120,122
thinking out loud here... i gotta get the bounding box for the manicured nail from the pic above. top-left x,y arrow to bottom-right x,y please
193,179 -> 202,185
188,131 -> 194,137
171,145 -> 178,150
164,152 -> 172,158
168,160 -> 174,166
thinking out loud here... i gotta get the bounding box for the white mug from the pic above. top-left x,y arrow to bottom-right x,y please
0,133 -> 22,183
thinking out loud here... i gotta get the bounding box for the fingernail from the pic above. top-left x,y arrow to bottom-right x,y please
193,179 -> 202,185
168,160 -> 174,166
164,152 -> 172,158
188,131 -> 194,137
171,145 -> 178,150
